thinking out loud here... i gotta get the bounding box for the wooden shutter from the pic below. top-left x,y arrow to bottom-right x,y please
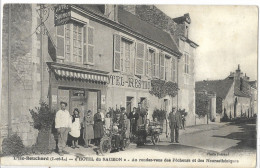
87,27 -> 94,64
56,25 -> 65,58
113,34 -> 121,71
155,52 -> 159,78
83,24 -> 88,64
151,50 -> 155,77
135,42 -> 145,75
145,47 -> 149,76
172,57 -> 176,82
159,52 -> 165,79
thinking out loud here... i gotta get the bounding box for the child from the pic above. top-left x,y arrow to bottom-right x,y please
69,108 -> 81,149
105,113 -> 112,131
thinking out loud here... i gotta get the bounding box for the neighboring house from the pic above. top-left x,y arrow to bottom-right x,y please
1,4 -> 199,149
195,65 -> 257,121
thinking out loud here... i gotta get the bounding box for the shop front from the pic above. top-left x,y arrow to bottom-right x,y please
47,62 -> 109,116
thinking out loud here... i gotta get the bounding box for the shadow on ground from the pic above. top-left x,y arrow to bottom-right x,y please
136,143 -> 216,155
213,122 -> 256,153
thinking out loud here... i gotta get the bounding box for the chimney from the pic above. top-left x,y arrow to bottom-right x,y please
105,5 -> 118,22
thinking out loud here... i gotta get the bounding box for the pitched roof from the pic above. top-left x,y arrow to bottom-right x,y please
195,79 -> 234,99
117,8 -> 181,55
234,78 -> 251,98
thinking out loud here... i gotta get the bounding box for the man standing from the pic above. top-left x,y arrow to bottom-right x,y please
168,107 -> 182,143
55,102 -> 72,155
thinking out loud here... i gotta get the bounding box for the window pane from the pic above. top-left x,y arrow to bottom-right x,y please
57,25 -> 64,36
57,36 -> 64,57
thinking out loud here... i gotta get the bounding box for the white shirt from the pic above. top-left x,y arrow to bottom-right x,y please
55,109 -> 72,128
101,112 -> 105,121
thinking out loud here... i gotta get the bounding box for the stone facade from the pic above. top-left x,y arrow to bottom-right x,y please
1,4 -> 199,149
122,5 -> 198,126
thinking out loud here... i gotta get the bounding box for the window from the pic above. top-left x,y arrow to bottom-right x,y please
56,22 -> 94,64
113,35 -> 135,74
151,49 -> 159,78
159,52 -> 165,80
121,38 -> 132,73
145,49 -> 153,77
184,52 -> 189,74
165,56 -> 171,81
171,57 -> 177,82
73,24 -> 83,63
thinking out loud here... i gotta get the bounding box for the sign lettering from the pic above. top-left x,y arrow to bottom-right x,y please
54,5 -> 71,26
108,75 -> 151,90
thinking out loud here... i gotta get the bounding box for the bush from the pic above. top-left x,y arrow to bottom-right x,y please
29,102 -> 55,131
2,134 -> 24,156
196,92 -> 209,118
152,108 -> 166,122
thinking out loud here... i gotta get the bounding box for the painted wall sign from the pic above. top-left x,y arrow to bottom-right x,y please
108,74 -> 151,90
54,4 -> 71,26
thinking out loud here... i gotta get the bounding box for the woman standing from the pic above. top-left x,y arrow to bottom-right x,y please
69,108 -> 81,149
83,110 -> 94,148
94,109 -> 104,146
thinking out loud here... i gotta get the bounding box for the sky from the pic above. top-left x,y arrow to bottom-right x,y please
156,5 -> 258,81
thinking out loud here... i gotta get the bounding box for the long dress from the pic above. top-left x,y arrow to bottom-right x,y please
94,113 -> 104,139
83,115 -> 94,140
69,118 -> 81,138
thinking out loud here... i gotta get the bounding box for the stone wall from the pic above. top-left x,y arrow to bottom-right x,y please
1,4 -> 42,150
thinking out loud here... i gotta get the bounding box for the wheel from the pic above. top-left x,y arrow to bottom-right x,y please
152,134 -> 160,145
100,137 -> 111,155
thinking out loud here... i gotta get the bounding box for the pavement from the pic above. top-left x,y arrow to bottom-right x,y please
160,122 -> 229,141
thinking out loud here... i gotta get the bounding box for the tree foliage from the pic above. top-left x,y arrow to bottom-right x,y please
195,92 -> 209,118
149,79 -> 178,98
29,102 -> 55,131
152,108 -> 167,122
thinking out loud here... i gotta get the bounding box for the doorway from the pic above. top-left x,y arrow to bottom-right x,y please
126,97 -> 134,115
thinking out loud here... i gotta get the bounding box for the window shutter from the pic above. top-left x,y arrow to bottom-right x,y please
145,48 -> 149,76
135,42 -> 145,75
172,57 -> 176,82
155,52 -> 159,78
56,25 -> 65,58
113,34 -> 121,71
151,51 -> 155,77
159,52 -> 165,79
83,24 -> 87,64
87,27 -> 94,64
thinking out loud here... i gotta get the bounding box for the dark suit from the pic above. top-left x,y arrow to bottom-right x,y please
128,112 -> 139,135
168,111 -> 182,142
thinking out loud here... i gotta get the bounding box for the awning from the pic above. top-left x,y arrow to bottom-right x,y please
47,62 -> 109,84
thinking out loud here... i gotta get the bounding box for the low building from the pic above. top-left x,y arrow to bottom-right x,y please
195,65 -> 257,121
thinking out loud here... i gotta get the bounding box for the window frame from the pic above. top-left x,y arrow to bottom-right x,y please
147,45 -> 158,79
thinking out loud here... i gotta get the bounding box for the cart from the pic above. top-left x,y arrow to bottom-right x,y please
136,119 -> 162,146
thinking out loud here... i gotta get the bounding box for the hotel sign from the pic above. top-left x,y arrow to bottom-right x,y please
54,4 -> 71,26
108,75 -> 151,90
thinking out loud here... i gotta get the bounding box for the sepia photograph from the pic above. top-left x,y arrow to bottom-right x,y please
0,2 -> 258,168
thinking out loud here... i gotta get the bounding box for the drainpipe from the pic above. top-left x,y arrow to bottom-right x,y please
177,57 -> 179,110
7,4 -> 12,137
40,4 -> 44,101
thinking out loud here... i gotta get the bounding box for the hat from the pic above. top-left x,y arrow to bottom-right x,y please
60,101 -> 67,106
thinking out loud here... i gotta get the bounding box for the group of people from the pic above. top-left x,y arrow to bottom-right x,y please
55,101 -> 185,155
55,102 -> 107,155
55,101 -> 144,155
